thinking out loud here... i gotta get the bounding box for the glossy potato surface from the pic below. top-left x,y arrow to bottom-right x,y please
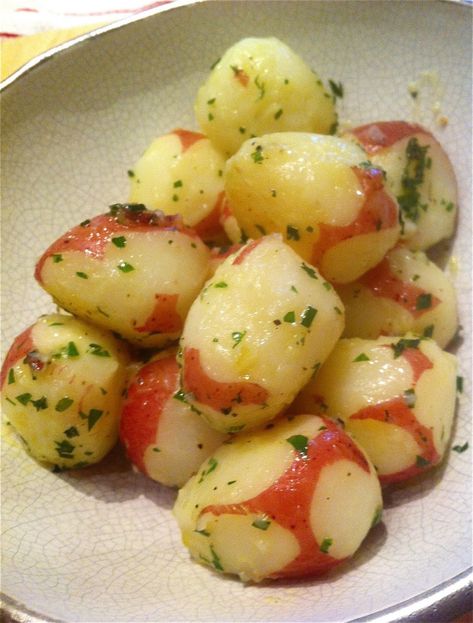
224,133 -> 400,283
195,37 -> 337,156
343,121 -> 457,250
35,205 -> 210,348
178,235 -> 345,433
120,349 -> 226,487
1,314 -> 129,469
129,129 -> 227,243
337,245 -> 458,348
293,336 -> 457,484
174,413 -> 382,582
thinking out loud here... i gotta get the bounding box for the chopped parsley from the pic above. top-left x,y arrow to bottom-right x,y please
353,353 -> 370,362
52,254 -> 63,263
80,408 -> 104,431
16,392 -> 32,405
283,311 -> 296,323
254,75 -> 266,100
301,305 -> 317,328
214,281 -> 228,288
328,79 -> 344,99
286,225 -> 300,241
252,517 -> 271,531
456,376 -> 464,393
391,338 -> 420,359
416,293 -> 432,310
55,439 -> 75,459
403,388 -> 416,408
88,343 -> 111,357
415,455 -> 430,468
56,397 -> 74,412
112,236 -> 127,248
397,137 -> 430,224
274,108 -> 283,120
7,369 -> 15,384
198,457 -> 218,483
117,261 -> 135,273
320,537 -> 333,554
452,442 -> 468,453
250,145 -> 264,164
301,262 -> 318,279
31,396 -> 48,411
286,434 -> 309,458
173,180 -> 183,188
76,272 -> 88,279
231,331 -> 246,348
423,324 -> 434,338
64,426 -> 79,438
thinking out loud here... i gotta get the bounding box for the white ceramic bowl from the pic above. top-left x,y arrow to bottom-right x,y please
1,1 -> 471,621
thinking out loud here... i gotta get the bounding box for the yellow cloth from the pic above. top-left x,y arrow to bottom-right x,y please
1,24 -> 106,81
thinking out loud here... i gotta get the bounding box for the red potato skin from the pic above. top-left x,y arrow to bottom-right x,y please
358,254 -> 440,319
311,166 -> 398,270
182,347 -> 269,412
0,325 -> 34,389
348,121 -> 426,154
120,355 -> 178,476
135,294 -> 182,334
172,128 -> 206,152
201,418 -> 371,579
194,191 -> 229,242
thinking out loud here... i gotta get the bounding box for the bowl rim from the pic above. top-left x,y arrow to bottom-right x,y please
1,0 -> 471,621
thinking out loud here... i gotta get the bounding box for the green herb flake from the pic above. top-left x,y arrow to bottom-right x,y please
456,376 -> 464,393
210,57 -> 221,70
117,261 -> 135,273
112,236 -> 127,248
371,506 -> 383,528
403,388 -> 416,408
322,281 -> 332,291
86,408 -> 104,431
250,145 -> 264,164
254,75 -> 266,100
214,281 -> 228,288
194,528 -> 210,536
328,79 -> 344,99
208,112 -> 214,121
16,392 -> 32,405
55,439 -> 75,458
207,97 -> 216,105
416,293 -> 432,310
274,108 -> 283,120
31,396 -> 48,411
286,434 -> 309,458
452,442 -> 469,453
64,426 -> 79,438
231,331 -> 246,348
283,311 -> 296,324
198,457 -> 218,483
396,137 -> 430,224
320,537 -> 333,554
423,324 -> 434,338
6,397 -> 16,406
56,397 -> 74,412
173,179 -> 183,188
353,353 -> 370,362
76,271 -> 88,279
66,342 -> 80,357
227,480 -> 237,485
334,306 -> 343,315
127,169 -> 135,178
415,455 -> 430,468
80,219 -> 91,228
252,517 -> 271,531
301,305 -> 317,328
88,343 -> 111,357
172,193 -> 179,201
301,262 -> 318,279
290,285 -> 298,293
52,253 -> 63,263
286,225 -> 300,241
239,126 -> 246,134
210,545 -> 224,572
152,447 -> 161,453
7,369 -> 15,384
391,338 -> 420,359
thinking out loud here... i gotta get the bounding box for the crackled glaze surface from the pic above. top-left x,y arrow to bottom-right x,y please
1,1 -> 471,621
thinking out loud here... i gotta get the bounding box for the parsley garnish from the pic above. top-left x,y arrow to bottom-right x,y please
301,306 -> 317,328
252,517 -> 271,531
214,282 -> 228,288
64,426 -> 79,438
274,108 -> 283,120
173,180 -> 183,188
301,262 -> 318,279
328,79 -> 344,99
210,546 -> 224,572
415,455 -> 430,468
56,397 -> 74,412
403,388 -> 416,408
16,392 -> 32,405
320,537 -> 333,553
112,236 -> 126,248
423,324 -> 434,338
456,376 -> 463,393
88,343 -> 110,357
250,145 -> 264,164
452,442 -> 468,453
391,338 -> 420,359
117,261 -> 134,273
286,225 -> 300,241
31,396 -> 48,411
76,272 -> 88,279
231,331 -> 246,348
52,254 -> 63,263
198,457 -> 218,483
80,408 -> 104,431
287,434 -> 309,458
353,353 -> 370,362
7,369 -> 15,384
254,75 -> 266,100
416,293 -> 432,310
283,311 -> 296,323
397,137 -> 430,224
55,439 -> 75,459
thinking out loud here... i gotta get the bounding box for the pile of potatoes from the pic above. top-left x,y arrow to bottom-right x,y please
1,37 -> 460,583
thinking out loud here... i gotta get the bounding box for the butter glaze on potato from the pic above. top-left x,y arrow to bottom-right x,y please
35,205 -> 210,348
178,235 -> 345,433
292,336 -> 457,484
173,413 -> 382,582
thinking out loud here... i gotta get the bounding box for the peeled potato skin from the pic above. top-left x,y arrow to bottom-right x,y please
224,132 -> 400,283
178,235 -> 345,433
1,314 -> 129,469
174,413 -> 382,582
195,37 -> 337,156
292,335 -> 457,484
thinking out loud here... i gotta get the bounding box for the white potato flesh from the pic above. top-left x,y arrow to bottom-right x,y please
292,336 -> 457,484
119,349 -> 226,488
195,37 -> 337,156
224,133 -> 400,283
35,206 -> 210,348
1,314 -> 129,469
173,413 -> 382,582
343,121 -> 458,250
337,245 -> 458,348
178,235 -> 345,433
129,129 -> 228,243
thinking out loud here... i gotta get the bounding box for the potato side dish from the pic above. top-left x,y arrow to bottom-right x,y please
1,36 -> 461,584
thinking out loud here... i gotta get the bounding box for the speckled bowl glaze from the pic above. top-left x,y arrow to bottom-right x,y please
1,1 -> 471,621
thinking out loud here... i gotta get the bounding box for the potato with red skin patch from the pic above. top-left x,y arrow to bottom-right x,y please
129,129 -> 228,244
343,121 -> 458,250
195,37 -> 337,157
35,205 -> 210,348
120,349 -> 227,488
173,413 -> 382,582
336,246 -> 458,348
178,235 -> 345,433
1,314 -> 129,469
224,133 -> 400,284
292,336 -> 457,485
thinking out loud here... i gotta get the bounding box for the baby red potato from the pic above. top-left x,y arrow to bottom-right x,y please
120,349 -> 226,488
173,413 -> 382,582
224,133 -> 400,283
337,245 -> 458,348
343,121 -> 457,250
129,129 -> 228,243
195,37 -> 337,156
35,205 -> 210,348
1,314 -> 129,469
178,235 -> 345,433
292,336 -> 457,485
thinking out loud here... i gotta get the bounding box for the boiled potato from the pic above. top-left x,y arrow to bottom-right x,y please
178,235 -> 345,433
119,349 -> 226,487
1,314 -> 129,469
195,37 -> 337,156
292,336 -> 457,484
129,129 -> 228,243
337,245 -> 458,348
35,205 -> 210,348
343,121 -> 457,250
224,133 -> 400,283
174,413 -> 382,582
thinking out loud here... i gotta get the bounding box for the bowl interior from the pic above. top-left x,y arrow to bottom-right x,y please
1,1 -> 471,621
